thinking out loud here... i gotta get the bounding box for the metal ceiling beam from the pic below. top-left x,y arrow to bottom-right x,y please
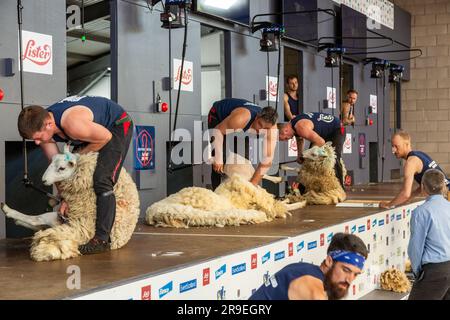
67,52 -> 95,62
67,31 -> 110,44
66,0 -> 110,31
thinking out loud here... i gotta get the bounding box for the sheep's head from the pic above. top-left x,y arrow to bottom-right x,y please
42,145 -> 80,186
302,142 -> 336,170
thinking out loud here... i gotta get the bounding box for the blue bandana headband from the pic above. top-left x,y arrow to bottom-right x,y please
329,250 -> 365,270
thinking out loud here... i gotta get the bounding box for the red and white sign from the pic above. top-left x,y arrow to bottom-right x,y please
370,95 -> 378,114
19,30 -> 53,75
288,243 -> 293,257
251,254 -> 258,269
343,133 -> 352,154
288,137 -> 297,157
141,285 -> 151,300
367,219 -> 371,231
266,76 -> 278,102
174,59 -> 193,92
320,234 -> 325,247
203,268 -> 210,286
327,87 -> 336,109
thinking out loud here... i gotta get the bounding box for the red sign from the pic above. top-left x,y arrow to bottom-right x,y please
251,254 -> 258,269
367,219 -> 371,231
386,214 -> 390,224
353,285 -> 356,296
403,209 -> 406,219
203,268 -> 210,286
269,80 -> 278,97
23,39 -> 52,66
288,243 -> 293,257
345,225 -> 349,234
320,234 -> 325,247
175,66 -> 193,85
141,285 -> 151,300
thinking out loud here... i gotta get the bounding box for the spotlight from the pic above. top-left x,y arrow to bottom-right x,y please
259,25 -> 285,52
371,59 -> 390,79
389,64 -> 404,83
159,0 -> 191,29
325,48 -> 346,68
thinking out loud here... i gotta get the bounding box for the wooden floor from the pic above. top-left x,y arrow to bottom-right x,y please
0,183 -> 416,300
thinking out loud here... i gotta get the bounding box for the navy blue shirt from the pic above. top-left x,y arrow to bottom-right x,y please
407,151 -> 450,190
285,93 -> 299,121
249,263 -> 325,300
47,96 -> 125,146
212,98 -> 261,132
291,112 -> 340,139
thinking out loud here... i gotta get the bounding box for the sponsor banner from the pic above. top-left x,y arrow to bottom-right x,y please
179,279 -> 197,293
20,30 -> 53,75
251,254 -> 258,269
370,95 -> 378,114
266,76 -> 279,102
159,281 -> 173,299
215,264 -> 226,280
134,126 -> 155,170
297,241 -> 304,253
308,241 -> 317,250
343,133 -> 352,154
327,87 -> 337,109
262,252 -> 271,264
203,268 -> 210,286
288,137 -> 298,157
141,285 -> 151,300
274,251 -> 285,261
174,59 -> 194,92
231,263 -> 247,275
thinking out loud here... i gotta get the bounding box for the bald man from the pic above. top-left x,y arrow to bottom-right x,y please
379,130 -> 450,209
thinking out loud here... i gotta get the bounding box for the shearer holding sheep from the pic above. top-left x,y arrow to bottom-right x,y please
17,95 -> 134,255
278,112 -> 345,187
207,98 -> 279,190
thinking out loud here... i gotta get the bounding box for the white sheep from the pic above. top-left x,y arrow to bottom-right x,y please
284,142 -> 346,205
1,146 -> 140,261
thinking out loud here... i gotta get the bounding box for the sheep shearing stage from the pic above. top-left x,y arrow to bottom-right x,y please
285,142 -> 347,205
1,149 -> 140,261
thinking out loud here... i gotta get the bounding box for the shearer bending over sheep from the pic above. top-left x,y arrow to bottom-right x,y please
278,112 -> 345,188
17,96 -> 133,255
207,98 -> 278,190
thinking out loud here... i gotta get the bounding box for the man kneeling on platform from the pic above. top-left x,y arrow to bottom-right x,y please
249,233 -> 368,300
379,130 -> 450,209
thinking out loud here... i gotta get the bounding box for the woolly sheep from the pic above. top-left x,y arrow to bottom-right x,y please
1,148 -> 139,261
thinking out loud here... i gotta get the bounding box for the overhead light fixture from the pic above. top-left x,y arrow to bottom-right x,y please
371,59 -> 390,79
203,0 -> 237,10
160,0 -> 191,29
259,25 -> 285,52
388,64 -> 404,83
325,47 -> 345,68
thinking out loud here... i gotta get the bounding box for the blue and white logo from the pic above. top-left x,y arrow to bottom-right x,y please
351,225 -> 357,234
391,213 -> 395,222
232,263 -> 246,275
274,251 -> 285,261
308,241 -> 317,250
327,233 -> 333,243
358,225 -> 365,233
379,219 -> 385,226
297,241 -> 305,252
180,279 -> 197,293
159,281 -> 173,299
215,264 -> 226,280
396,214 -> 402,221
262,252 -> 271,264
372,219 -> 377,227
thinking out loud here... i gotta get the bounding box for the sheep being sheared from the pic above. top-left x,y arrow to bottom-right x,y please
286,142 -> 346,205
146,153 -> 302,228
1,146 -> 139,261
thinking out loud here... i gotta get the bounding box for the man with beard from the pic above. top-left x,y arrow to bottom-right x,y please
379,130 -> 450,209
249,233 -> 368,300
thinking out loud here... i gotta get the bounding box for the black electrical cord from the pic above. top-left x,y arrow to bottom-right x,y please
168,19 -> 173,172
381,72 -> 386,182
267,51 -> 270,107
331,63 -> 334,116
275,33 -> 282,111
318,36 -> 394,50
17,0 -> 60,204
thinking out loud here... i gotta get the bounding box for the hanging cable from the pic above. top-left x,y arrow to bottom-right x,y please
331,64 -> 334,116
266,50 -> 270,107
275,33 -> 282,111
381,72 -> 386,182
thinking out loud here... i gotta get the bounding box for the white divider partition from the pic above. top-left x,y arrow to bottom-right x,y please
74,202 -> 421,300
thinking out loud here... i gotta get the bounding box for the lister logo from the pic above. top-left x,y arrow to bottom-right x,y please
20,30 -> 53,75
141,285 -> 151,300
251,254 -> 258,269
175,65 -> 193,85
203,268 -> 210,286
23,40 -> 51,66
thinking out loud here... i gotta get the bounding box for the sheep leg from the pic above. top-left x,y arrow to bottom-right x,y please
1,202 -> 60,231
280,165 -> 301,173
262,175 -> 283,184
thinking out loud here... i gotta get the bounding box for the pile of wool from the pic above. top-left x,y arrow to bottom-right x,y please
146,175 -> 290,228
380,269 -> 412,293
